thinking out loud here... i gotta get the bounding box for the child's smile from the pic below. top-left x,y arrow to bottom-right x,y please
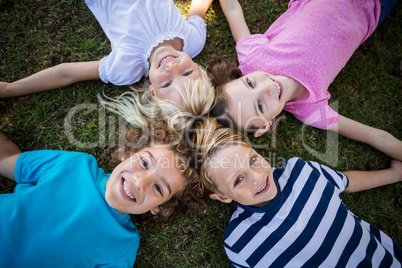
105,145 -> 186,215
208,145 -> 278,208
121,178 -> 137,202
225,71 -> 286,136
255,176 -> 270,195
158,55 -> 177,69
148,46 -> 203,109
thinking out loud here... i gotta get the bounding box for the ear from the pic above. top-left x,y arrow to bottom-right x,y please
148,84 -> 157,102
253,121 -> 272,138
150,206 -> 161,215
209,193 -> 233,204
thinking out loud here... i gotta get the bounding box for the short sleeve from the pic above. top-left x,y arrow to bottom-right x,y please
236,34 -> 269,67
308,160 -> 349,192
99,49 -> 148,86
287,101 -> 339,129
183,15 -> 207,58
15,151 -> 55,185
15,150 -> 100,185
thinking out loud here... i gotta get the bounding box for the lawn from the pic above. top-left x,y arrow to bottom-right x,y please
0,0 -> 401,267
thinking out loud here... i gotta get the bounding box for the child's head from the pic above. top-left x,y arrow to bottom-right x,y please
193,118 -> 277,208
99,64 -> 214,131
209,59 -> 284,137
147,46 -> 209,108
106,120 -> 199,222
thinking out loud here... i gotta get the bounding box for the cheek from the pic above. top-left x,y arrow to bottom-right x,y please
148,69 -> 157,84
148,68 -> 165,85
165,92 -> 184,107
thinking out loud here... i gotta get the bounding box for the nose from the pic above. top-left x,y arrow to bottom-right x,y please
166,61 -> 179,73
133,172 -> 153,192
249,171 -> 260,186
256,79 -> 273,96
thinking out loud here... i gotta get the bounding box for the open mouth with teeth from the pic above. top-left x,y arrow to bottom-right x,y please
121,178 -> 136,202
272,79 -> 282,101
158,55 -> 175,68
256,177 -> 270,195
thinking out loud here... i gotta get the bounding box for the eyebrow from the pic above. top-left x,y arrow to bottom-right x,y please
145,151 -> 172,196
240,77 -> 260,118
240,77 -> 249,88
163,68 -> 196,89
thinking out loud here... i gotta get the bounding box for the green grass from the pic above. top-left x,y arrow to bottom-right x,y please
1,0 -> 401,267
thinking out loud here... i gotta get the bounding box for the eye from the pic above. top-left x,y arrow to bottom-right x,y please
141,157 -> 149,170
183,71 -> 193,76
250,155 -> 257,166
246,78 -> 253,88
234,176 -> 243,187
162,81 -> 172,88
155,184 -> 163,195
258,100 -> 263,113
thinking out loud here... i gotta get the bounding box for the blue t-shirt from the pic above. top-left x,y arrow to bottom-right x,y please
0,150 -> 139,267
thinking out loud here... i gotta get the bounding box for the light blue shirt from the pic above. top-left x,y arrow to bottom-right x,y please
0,150 -> 139,267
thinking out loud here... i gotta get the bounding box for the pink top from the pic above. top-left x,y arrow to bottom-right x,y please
236,0 -> 380,129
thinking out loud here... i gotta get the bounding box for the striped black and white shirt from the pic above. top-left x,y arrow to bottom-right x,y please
224,158 -> 401,267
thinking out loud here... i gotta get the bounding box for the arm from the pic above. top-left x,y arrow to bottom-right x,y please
219,0 -> 251,42
0,131 -> 22,181
330,115 -> 402,161
187,0 -> 214,19
0,61 -> 100,98
342,160 -> 401,193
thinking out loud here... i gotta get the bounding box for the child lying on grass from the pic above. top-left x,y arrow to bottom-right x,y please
0,119 -> 199,267
193,118 -> 402,267
209,0 -> 402,161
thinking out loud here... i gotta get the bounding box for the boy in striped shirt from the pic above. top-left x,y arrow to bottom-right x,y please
194,119 -> 402,267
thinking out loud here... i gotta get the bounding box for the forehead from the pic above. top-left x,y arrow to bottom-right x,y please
212,144 -> 252,164
226,77 -> 246,95
225,82 -> 266,130
140,144 -> 186,189
137,145 -> 183,174
160,70 -> 204,109
208,145 -> 252,178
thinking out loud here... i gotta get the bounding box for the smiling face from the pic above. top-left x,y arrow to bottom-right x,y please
207,145 -> 277,208
105,144 -> 186,215
225,71 -> 285,137
148,46 -> 204,109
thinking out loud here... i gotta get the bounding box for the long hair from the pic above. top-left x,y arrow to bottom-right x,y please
208,58 -> 243,130
99,64 -> 214,132
109,119 -> 200,223
208,58 -> 279,135
191,117 -> 250,196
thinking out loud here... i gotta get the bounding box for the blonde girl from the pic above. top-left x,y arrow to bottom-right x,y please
100,68 -> 214,131
0,0 -> 214,129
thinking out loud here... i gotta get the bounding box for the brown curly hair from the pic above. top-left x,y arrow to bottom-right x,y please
109,119 -> 200,223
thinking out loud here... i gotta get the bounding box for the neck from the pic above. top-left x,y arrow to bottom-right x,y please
149,38 -> 183,58
277,75 -> 308,102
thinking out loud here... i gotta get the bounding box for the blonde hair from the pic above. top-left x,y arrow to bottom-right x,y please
192,117 -> 250,196
99,64 -> 214,132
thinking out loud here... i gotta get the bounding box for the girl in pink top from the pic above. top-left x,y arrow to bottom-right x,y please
209,0 -> 401,161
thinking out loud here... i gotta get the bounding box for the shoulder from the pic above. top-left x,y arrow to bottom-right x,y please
19,150 -> 99,171
15,150 -> 102,185
19,150 -> 92,162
